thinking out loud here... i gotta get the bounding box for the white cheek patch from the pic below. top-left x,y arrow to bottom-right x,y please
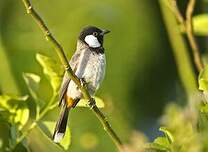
84,35 -> 101,48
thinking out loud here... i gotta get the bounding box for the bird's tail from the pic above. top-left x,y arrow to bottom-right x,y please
53,104 -> 70,143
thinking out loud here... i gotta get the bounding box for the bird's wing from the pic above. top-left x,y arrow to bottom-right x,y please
58,52 -> 81,106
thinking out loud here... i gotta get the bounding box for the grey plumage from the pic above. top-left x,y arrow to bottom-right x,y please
59,40 -> 105,103
53,41 -> 106,142
58,49 -> 81,106
53,26 -> 109,143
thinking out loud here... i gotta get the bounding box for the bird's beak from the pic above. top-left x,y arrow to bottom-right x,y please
100,29 -> 110,36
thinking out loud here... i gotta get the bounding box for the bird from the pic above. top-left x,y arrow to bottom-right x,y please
53,26 -> 110,143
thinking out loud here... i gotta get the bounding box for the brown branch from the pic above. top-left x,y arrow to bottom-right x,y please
185,0 -> 204,71
20,0 -> 123,151
170,0 -> 185,25
170,0 -> 204,72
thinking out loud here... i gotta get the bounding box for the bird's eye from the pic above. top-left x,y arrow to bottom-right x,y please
93,32 -> 98,36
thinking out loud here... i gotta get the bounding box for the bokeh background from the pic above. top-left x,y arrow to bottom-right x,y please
0,0 -> 207,152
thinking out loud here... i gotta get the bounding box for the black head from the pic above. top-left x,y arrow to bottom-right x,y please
79,26 -> 110,48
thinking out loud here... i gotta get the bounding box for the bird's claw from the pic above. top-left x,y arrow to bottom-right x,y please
80,78 -> 87,87
88,98 -> 96,109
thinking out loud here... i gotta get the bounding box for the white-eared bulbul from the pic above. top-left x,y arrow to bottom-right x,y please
53,26 -> 110,142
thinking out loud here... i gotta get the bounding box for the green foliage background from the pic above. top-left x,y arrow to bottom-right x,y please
0,0 -> 208,152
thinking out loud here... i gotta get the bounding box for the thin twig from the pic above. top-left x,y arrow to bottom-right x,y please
186,0 -> 204,71
20,0 -> 123,151
170,0 -> 184,25
170,0 -> 204,72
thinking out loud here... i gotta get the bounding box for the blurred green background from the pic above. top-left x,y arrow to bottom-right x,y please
0,0 -> 206,152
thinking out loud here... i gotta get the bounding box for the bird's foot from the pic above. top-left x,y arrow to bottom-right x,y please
80,78 -> 87,87
88,98 -> 96,109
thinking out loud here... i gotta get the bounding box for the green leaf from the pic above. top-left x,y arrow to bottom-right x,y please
147,127 -> 173,151
199,79 -> 208,91
148,137 -> 170,151
199,65 -> 208,91
154,137 -> 170,149
157,104 -> 202,152
0,95 -> 28,111
36,53 -> 63,92
23,73 -> 42,119
23,73 -> 40,101
0,95 -> 29,130
159,127 -> 174,144
14,108 -> 29,129
193,14 -> 208,36
27,126 -> 65,152
77,96 -> 105,108
200,103 -> 208,113
40,121 -> 71,150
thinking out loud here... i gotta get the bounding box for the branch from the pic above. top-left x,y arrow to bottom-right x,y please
21,0 -> 123,151
170,0 -> 204,72
185,0 -> 204,71
170,0 -> 184,25
159,0 -> 197,97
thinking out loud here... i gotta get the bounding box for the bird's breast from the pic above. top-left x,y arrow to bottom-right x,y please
67,50 -> 106,99
82,52 -> 106,93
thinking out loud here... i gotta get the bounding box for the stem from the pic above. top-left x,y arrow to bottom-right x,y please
21,0 -> 123,150
170,0 -> 204,72
169,0 -> 184,25
185,0 -> 204,72
159,0 -> 197,97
